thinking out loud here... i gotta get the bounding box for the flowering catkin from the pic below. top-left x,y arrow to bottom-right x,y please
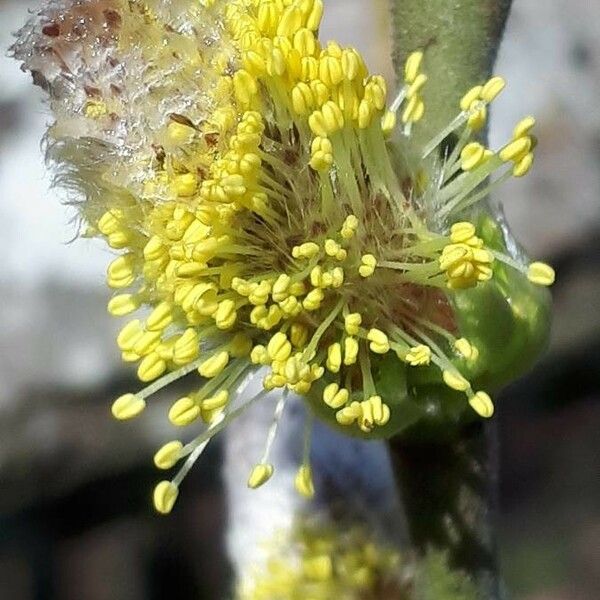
13,0 -> 554,513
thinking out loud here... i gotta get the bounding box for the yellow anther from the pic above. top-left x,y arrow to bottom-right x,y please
154,441 -> 184,470
132,330 -> 161,356
359,254 -> 377,278
198,351 -> 230,378
279,296 -> 301,316
319,55 -> 343,87
291,82 -> 314,115
454,338 -> 479,361
301,56 -> 319,81
405,344 -> 431,366
177,262 -> 207,279
469,391 -> 495,418
334,248 -> 347,261
330,266 -> 344,288
267,332 -> 292,362
357,98 -> 374,129
325,41 -> 343,58
107,230 -> 131,249
460,142 -> 487,171
302,288 -> 324,311
156,338 -> 176,362
294,464 -> 315,498
272,274 -> 291,303
440,242 -> 494,289
344,312 -> 362,335
310,363 -> 324,380
335,401 -> 362,426
173,329 -> 200,365
282,355 -> 301,384
367,395 -> 390,427
450,221 -> 477,244
293,28 -> 318,56
305,0 -> 323,31
233,69 -> 258,106
404,51 -> 423,84
320,100 -> 345,133
292,241 -> 320,259
289,323 -> 308,348
107,253 -> 135,289
201,390 -> 229,411
326,343 -> 342,372
309,136 -> 333,171
323,383 -> 349,409
310,265 -> 323,287
442,370 -> 470,392
309,79 -> 329,107
401,94 -> 425,124
367,328 -> 390,354
321,273 -> 334,288
111,393 -> 145,420
215,299 -> 237,329
251,344 -> 270,365
137,352 -> 167,382
98,209 -> 123,235
257,0 -> 279,35
513,152 -> 534,177
499,137 -> 532,163
527,262 -> 555,286
249,280 -> 272,305
143,235 -> 166,261
365,76 -> 387,110
467,104 -> 486,131
173,173 -> 197,197
481,76 -> 506,103
168,396 -> 201,426
407,73 -> 428,99
153,481 -> 179,515
147,301 -> 174,331
221,173 -> 247,198
250,305 -> 268,326
381,110 -> 397,136
358,398 -> 374,432
107,294 -> 139,317
324,238 -> 340,257
460,85 -> 483,111
340,215 -> 358,239
340,48 -> 362,80
247,463 -> 274,489
117,319 -> 143,351
277,5 -> 302,37
513,116 -> 536,139
342,336 -> 358,366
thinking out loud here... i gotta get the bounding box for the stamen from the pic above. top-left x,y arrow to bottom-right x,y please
294,413 -> 315,498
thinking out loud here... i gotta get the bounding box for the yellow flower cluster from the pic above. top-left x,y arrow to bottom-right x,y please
14,0 -> 556,513
238,519 -> 403,600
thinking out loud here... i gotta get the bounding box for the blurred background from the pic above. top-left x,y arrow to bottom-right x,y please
0,0 -> 598,598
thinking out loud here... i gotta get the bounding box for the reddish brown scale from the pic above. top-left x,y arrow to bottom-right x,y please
42,22 -> 60,37
392,284 -> 457,334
